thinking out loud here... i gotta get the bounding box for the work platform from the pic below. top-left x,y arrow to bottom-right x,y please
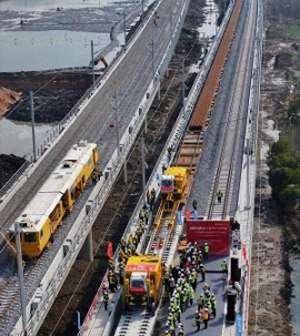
180,257 -> 228,336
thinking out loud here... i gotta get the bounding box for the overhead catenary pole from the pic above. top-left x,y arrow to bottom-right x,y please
181,59 -> 186,109
30,91 -> 37,162
113,90 -> 121,156
15,222 -> 27,335
91,40 -> 95,87
141,0 -> 145,16
123,10 -> 127,45
141,134 -> 146,190
124,159 -> 128,185
246,137 -> 251,210
151,39 -> 155,78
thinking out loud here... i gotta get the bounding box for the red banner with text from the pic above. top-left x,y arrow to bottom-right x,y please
186,219 -> 230,256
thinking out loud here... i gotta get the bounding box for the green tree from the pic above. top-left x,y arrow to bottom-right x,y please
268,139 -> 300,211
269,166 -> 294,201
279,185 -> 300,210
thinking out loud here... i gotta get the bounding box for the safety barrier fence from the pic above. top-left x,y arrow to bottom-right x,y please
0,162 -> 29,200
238,0 -> 263,334
79,1 -> 236,334
10,1 -> 188,335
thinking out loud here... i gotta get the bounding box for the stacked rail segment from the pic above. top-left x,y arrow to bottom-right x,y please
79,0 -> 246,335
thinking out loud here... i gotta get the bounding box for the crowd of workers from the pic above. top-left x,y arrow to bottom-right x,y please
163,242 -> 227,335
102,200 -> 153,309
100,184 -> 231,335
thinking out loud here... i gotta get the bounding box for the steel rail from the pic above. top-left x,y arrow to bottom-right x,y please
78,1 -> 236,334
207,0 -> 255,219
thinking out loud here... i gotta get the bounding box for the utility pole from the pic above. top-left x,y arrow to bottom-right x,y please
245,138 -> 251,210
113,90 -> 121,156
30,91 -> 37,162
123,10 -> 127,45
144,116 -> 148,134
151,39 -> 155,78
91,40 -> 95,87
15,222 -> 27,335
124,159 -> 128,185
181,59 -> 186,109
141,134 -> 146,190
141,0 -> 145,16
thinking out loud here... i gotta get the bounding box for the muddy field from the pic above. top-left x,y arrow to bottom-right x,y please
0,154 -> 25,189
0,71 -> 94,123
0,1 -> 137,33
248,0 -> 300,334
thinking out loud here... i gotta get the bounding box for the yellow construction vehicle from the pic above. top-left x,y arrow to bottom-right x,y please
160,166 -> 189,198
122,255 -> 164,312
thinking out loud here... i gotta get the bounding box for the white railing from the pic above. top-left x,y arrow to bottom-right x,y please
240,0 -> 263,334
10,1 -> 188,335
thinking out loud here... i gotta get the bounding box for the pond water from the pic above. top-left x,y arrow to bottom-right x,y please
290,255 -> 300,336
0,30 -> 109,72
0,0 -> 130,11
189,0 -> 219,74
0,118 -> 51,158
198,0 -> 218,39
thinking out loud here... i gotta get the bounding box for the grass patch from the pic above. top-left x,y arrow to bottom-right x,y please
267,24 -> 300,40
285,24 -> 300,38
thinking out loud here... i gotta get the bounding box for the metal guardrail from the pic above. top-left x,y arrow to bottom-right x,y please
0,161 -> 29,200
11,1 -> 188,335
240,0 -> 263,334
79,1 -> 236,334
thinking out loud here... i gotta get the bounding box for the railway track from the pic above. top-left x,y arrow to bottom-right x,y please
0,1 -> 190,333
75,0 -> 247,334
207,0 -> 257,219
39,57 -> 192,335
5,72 -> 179,330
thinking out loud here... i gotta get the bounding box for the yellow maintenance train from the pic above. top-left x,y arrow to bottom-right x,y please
8,141 -> 99,258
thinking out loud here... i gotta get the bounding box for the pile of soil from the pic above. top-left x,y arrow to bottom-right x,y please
0,71 -> 93,123
0,154 -> 25,189
0,87 -> 21,117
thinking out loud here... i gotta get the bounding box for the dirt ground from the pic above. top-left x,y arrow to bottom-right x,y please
0,87 -> 21,117
0,154 -> 25,189
0,71 -> 93,123
248,0 -> 300,334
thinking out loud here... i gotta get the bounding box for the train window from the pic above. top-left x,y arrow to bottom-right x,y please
40,230 -> 44,238
71,189 -> 76,200
62,192 -> 69,207
24,232 -> 36,243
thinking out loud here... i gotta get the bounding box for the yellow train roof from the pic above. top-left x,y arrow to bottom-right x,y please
10,141 -> 98,233
40,142 -> 97,193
